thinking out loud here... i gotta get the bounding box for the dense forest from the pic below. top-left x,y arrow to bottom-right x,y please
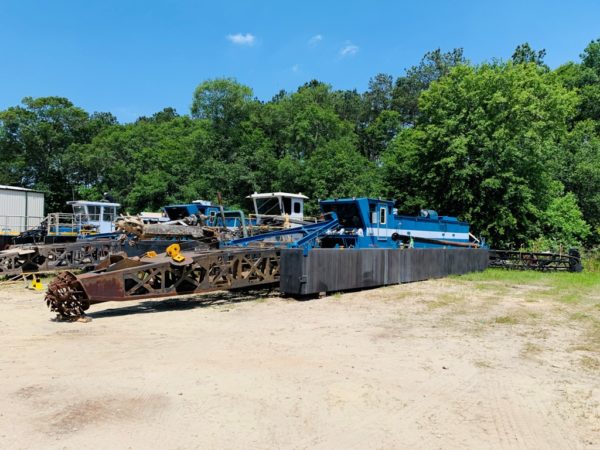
1,41 -> 600,250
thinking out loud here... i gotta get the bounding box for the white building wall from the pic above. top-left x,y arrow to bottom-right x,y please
0,187 -> 45,233
26,192 -> 45,228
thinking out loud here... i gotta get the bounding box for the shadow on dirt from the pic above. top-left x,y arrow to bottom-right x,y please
86,288 -> 281,319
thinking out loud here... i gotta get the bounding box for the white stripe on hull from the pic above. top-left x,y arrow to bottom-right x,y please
365,227 -> 469,240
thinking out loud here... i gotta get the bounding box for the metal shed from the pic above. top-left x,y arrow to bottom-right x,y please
0,185 -> 45,234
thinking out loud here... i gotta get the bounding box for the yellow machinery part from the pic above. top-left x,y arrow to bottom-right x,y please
24,274 -> 44,291
166,243 -> 186,263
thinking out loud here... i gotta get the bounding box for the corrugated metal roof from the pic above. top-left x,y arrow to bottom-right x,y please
66,200 -> 120,207
0,184 -> 43,193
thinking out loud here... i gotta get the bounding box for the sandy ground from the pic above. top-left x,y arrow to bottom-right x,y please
0,274 -> 599,449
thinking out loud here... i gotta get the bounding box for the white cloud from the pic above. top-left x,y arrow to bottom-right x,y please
308,34 -> 322,45
339,42 -> 359,57
292,64 -> 300,73
226,33 -> 256,46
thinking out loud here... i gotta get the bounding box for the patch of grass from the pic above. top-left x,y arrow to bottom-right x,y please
549,272 -> 600,289
453,269 -> 549,284
570,315 -> 600,353
472,283 -> 510,297
542,274 -> 600,304
521,342 -> 543,359
455,268 -> 600,288
454,269 -> 600,305
580,355 -> 600,371
494,315 -> 519,325
473,360 -> 493,369
582,250 -> 600,273
570,312 -> 590,321
572,343 -> 596,352
525,328 -> 550,339
586,322 -> 600,353
426,293 -> 463,310
558,293 -> 581,303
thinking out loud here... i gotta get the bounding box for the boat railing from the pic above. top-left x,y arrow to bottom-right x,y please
248,213 -> 318,225
46,213 -> 99,236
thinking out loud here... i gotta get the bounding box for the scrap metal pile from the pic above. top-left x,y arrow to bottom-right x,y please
488,249 -> 583,272
0,213 -> 241,278
45,218 -> 336,318
115,214 -> 235,242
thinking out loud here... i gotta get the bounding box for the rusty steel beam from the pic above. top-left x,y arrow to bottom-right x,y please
45,248 -> 281,318
0,239 -> 123,277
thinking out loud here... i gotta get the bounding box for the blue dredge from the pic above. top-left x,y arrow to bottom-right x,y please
318,198 -> 475,249
44,196 -> 489,318
225,197 -> 479,251
220,197 -> 486,297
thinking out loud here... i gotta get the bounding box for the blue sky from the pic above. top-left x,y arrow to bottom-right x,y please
1,0 -> 598,122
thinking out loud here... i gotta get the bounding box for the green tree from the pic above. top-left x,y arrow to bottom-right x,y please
190,78 -> 256,160
65,115 -> 207,211
136,107 -> 180,124
581,39 -> 600,73
0,97 -> 116,210
331,89 -> 364,126
511,42 -> 547,67
553,121 -> 600,244
386,62 -> 577,247
302,137 -> 381,213
392,48 -> 466,125
362,110 -> 402,161
554,39 -> 600,123
191,78 -> 254,125
381,127 -> 427,212
537,189 -> 591,249
363,73 -> 394,121
255,81 -> 354,160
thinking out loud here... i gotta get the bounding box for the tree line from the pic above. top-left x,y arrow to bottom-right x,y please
1,41 -> 600,249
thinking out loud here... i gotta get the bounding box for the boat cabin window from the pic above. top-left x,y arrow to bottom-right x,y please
369,204 -> 377,224
255,197 -> 281,215
282,197 -> 291,214
164,206 -> 189,221
72,205 -> 87,219
293,202 -> 301,214
88,205 -> 101,221
103,206 -> 117,222
380,207 -> 387,225
321,203 -> 363,229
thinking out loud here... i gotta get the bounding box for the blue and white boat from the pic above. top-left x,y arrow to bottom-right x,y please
318,198 -> 478,249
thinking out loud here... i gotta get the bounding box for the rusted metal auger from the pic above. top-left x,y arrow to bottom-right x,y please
45,272 -> 90,319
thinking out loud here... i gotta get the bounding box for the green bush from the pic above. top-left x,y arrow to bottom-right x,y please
583,248 -> 600,272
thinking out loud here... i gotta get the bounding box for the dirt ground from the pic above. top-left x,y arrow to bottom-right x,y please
0,272 -> 598,449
